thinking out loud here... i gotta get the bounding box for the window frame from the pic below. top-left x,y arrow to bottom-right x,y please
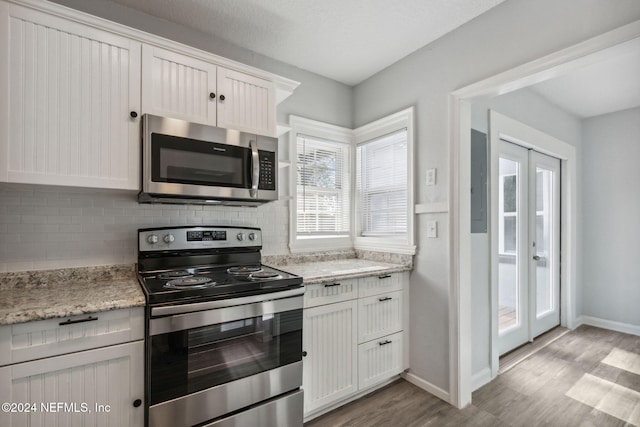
353,107 -> 415,254
288,115 -> 353,253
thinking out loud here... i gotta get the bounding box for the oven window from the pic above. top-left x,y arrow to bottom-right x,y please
151,133 -> 251,188
149,309 -> 302,405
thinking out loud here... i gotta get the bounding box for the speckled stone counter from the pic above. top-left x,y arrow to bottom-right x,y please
0,265 -> 145,325
276,258 -> 411,285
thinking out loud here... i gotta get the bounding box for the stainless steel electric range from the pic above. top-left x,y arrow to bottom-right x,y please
137,226 -> 304,427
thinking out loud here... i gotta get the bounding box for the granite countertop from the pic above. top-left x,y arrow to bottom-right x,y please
0,265 -> 146,326
280,258 -> 411,285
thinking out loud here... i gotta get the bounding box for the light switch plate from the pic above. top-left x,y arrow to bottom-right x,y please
427,220 -> 437,238
426,168 -> 436,186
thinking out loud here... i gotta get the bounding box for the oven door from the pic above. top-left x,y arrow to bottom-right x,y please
147,290 -> 303,427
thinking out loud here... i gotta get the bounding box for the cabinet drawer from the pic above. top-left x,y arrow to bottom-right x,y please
358,332 -> 403,391
0,307 -> 144,366
358,272 -> 406,298
358,291 -> 403,343
304,278 -> 358,308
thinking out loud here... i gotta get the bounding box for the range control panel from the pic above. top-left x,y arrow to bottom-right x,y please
139,226 -> 262,252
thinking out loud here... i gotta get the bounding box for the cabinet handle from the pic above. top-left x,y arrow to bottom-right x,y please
130,111 -> 138,119
133,399 -> 142,408
324,283 -> 341,287
209,92 -> 216,99
378,340 -> 392,346
59,316 -> 98,326
219,94 -> 226,101
378,297 -> 393,302
378,274 -> 391,279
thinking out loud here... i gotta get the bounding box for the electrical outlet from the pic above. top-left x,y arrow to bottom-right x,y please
427,220 -> 437,238
426,168 -> 436,186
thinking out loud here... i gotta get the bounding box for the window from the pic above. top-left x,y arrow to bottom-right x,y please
289,108 -> 414,254
296,135 -> 350,236
289,116 -> 352,252
357,129 -> 408,236
354,107 -> 415,254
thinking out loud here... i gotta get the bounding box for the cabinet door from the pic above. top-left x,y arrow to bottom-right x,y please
2,4 -> 141,189
217,67 -> 276,136
358,291 -> 403,343
303,300 -> 357,415
358,332 -> 403,391
141,44 -> 217,125
0,341 -> 144,427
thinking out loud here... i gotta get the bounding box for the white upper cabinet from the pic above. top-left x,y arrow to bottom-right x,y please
141,45 -> 217,126
142,45 -> 277,136
217,67 -> 276,136
0,3 -> 141,189
0,0 -> 296,190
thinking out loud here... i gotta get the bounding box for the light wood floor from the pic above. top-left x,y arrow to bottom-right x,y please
305,325 -> 640,427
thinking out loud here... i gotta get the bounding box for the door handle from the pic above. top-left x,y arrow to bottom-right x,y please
533,255 -> 541,261
249,139 -> 259,198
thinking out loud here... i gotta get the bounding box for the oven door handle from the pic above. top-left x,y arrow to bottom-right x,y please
250,139 -> 259,198
149,288 -> 304,335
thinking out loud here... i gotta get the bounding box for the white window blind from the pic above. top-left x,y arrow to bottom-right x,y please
296,135 -> 350,236
357,129 -> 408,236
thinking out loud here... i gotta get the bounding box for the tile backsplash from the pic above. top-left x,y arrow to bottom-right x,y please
0,183 -> 289,272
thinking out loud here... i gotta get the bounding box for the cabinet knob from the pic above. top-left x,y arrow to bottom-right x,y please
130,111 -> 138,119
133,399 -> 142,408
219,94 -> 226,101
209,92 -> 216,99
302,351 -> 308,357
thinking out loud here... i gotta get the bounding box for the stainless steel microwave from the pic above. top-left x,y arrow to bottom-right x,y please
139,115 -> 278,206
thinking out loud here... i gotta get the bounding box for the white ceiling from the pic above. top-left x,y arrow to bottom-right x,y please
530,38 -> 640,119
101,0 -> 507,86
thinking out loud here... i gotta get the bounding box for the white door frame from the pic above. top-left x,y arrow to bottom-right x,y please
489,111 -> 570,376
448,20 -> 640,408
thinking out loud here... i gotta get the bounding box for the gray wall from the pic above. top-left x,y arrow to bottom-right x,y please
582,107 -> 640,327
354,0 -> 640,392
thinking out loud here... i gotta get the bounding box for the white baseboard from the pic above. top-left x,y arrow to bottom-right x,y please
402,372 -> 451,403
471,367 -> 492,391
579,315 -> 640,337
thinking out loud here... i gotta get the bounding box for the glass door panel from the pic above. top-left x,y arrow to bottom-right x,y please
498,157 -> 519,333
529,151 -> 560,337
497,141 -> 529,355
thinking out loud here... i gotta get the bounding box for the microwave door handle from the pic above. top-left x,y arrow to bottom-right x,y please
250,139 -> 259,198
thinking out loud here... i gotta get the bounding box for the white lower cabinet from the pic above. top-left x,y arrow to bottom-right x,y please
302,300 -> 358,414
302,271 -> 408,419
0,308 -> 145,427
358,331 -> 403,390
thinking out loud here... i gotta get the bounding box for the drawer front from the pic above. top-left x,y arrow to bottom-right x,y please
358,332 -> 403,391
358,291 -> 403,343
358,272 -> 406,298
0,307 -> 144,366
304,278 -> 358,308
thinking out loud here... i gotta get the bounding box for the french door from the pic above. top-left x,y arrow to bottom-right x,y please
496,140 -> 560,355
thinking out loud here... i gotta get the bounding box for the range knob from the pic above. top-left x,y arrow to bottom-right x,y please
236,233 -> 246,241
147,234 -> 159,244
248,232 -> 256,241
163,234 -> 175,244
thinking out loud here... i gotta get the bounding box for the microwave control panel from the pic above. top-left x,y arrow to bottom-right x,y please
258,151 -> 276,191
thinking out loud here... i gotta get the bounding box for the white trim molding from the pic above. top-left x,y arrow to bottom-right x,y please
578,316 -> 640,337
402,372 -> 451,403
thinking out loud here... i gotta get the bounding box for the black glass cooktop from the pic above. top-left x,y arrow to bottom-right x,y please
138,264 -> 303,306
